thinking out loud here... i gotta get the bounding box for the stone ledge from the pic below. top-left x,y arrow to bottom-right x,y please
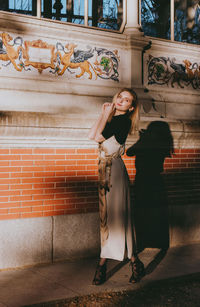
0,111 -> 199,148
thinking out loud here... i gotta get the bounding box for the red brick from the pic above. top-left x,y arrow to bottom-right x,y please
33,194 -> 53,200
65,165 -> 85,171
86,165 -> 98,170
86,155 -> 98,159
22,178 -> 44,183
33,149 -> 55,154
187,153 -> 200,158
45,177 -> 65,182
10,195 -> 32,202
0,196 -> 9,202
44,199 -> 65,205
0,155 -> 21,160
56,149 -> 75,154
34,183 -> 54,189
0,173 -> 9,178
9,207 -> 32,214
22,189 -> 44,195
44,188 -> 65,194
55,160 -> 74,165
11,184 -> 32,190
22,155 -> 43,160
44,155 -> 65,160
0,213 -> 20,219
70,198 -> 86,204
11,161 -> 33,166
34,172 -> 55,177
181,149 -> 195,153
55,193 -> 72,199
56,182 -> 66,188
0,202 -> 20,208
77,160 -> 96,165
23,166 -> 44,172
55,204 -> 75,210
86,175 -> 98,181
11,172 -> 33,178
0,149 -> 9,154
66,154 -> 85,160
1,145 -> 199,221
10,149 -> 32,154
0,167 -> 21,172
0,161 -> 9,166
21,200 -> 43,207
32,206 -> 44,212
0,190 -> 20,196
35,160 -> 55,166
0,208 -> 8,214
43,205 -> 54,211
76,149 -> 96,154
0,185 -> 9,190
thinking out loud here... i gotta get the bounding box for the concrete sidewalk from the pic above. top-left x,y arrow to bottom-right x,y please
0,243 -> 199,307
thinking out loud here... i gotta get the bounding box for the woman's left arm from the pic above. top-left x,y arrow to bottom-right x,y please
88,103 -> 115,143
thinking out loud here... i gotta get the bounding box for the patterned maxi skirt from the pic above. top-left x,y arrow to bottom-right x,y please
98,136 -> 135,261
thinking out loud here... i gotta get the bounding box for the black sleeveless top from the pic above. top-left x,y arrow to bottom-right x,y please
102,113 -> 131,145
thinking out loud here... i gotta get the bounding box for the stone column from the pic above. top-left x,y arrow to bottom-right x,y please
125,0 -> 142,35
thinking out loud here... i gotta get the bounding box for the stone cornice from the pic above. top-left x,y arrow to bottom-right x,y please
0,111 -> 199,148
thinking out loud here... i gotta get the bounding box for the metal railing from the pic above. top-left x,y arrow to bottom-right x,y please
0,0 -> 127,33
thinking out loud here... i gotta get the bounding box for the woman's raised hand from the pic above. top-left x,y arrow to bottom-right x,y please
102,103 -> 115,119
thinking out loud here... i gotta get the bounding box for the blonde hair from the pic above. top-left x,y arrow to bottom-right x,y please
111,88 -> 139,134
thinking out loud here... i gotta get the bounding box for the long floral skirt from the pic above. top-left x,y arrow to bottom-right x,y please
99,156 -> 135,261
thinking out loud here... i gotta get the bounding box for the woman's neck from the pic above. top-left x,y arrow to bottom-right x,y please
114,110 -> 127,116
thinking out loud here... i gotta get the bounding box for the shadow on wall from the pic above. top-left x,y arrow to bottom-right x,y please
0,179 -> 100,270
164,168 -> 200,208
0,12 -> 27,33
164,167 -> 200,246
126,121 -> 174,252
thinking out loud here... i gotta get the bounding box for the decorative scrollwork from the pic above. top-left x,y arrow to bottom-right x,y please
147,55 -> 200,89
0,32 -> 120,82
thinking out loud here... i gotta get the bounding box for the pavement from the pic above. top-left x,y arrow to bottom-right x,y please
0,243 -> 199,307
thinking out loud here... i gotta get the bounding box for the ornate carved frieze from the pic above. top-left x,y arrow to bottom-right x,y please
145,54 -> 200,90
0,32 -> 120,81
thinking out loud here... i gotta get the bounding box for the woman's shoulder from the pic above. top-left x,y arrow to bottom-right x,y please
113,113 -> 131,124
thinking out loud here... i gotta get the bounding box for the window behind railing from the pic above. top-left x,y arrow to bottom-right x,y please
0,0 -> 123,31
0,0 -> 36,16
174,0 -> 200,44
141,0 -> 200,45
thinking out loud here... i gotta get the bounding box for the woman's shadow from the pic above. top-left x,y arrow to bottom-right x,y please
126,120 -> 174,275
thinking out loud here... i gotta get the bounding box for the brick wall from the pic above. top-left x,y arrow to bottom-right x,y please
164,149 -> 200,206
0,148 -> 199,221
0,148 -> 100,220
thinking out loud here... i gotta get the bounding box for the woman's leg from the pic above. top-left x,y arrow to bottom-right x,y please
92,258 -> 107,285
99,258 -> 106,266
129,254 -> 145,283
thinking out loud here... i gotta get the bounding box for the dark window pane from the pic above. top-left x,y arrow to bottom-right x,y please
90,0 -> 123,30
141,0 -> 170,39
0,0 -> 36,16
41,0 -> 85,23
174,0 -> 200,44
0,0 -> 123,32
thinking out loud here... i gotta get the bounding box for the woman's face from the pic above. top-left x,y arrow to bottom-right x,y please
115,91 -> 134,114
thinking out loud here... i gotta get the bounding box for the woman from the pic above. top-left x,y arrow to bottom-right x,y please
89,88 -> 145,285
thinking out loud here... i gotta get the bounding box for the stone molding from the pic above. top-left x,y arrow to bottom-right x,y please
0,111 -> 199,148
